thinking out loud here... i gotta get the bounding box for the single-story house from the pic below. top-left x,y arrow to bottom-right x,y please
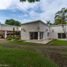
21,20 -> 50,40
21,20 -> 67,41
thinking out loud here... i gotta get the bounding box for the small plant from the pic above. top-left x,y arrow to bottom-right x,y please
6,35 -> 20,41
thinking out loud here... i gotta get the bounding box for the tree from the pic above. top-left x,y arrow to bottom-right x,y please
20,0 -> 40,2
54,8 -> 67,25
47,20 -> 52,25
54,8 -> 67,38
5,19 -> 21,26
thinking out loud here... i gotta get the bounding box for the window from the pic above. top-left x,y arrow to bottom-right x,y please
58,33 -> 66,38
47,32 -> 49,37
40,32 -> 44,39
29,32 -> 44,40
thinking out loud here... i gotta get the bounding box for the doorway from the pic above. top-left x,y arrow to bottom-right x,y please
30,32 -> 38,39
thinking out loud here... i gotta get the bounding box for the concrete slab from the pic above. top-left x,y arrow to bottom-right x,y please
26,39 -> 52,44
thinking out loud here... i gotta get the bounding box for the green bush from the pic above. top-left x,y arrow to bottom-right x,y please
6,35 -> 13,40
6,35 -> 20,40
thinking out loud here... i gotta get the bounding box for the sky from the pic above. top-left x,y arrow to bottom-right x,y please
0,0 -> 67,24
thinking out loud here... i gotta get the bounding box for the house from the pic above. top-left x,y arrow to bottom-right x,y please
21,20 -> 50,40
50,24 -> 67,39
21,20 -> 67,41
0,20 -> 67,41
0,24 -> 21,39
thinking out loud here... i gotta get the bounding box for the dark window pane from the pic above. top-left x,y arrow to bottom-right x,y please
58,33 -> 66,38
58,33 -> 61,38
62,33 -> 66,38
29,32 -> 38,39
47,32 -> 49,36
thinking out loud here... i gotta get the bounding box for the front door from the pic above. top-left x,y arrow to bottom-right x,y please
30,32 -> 38,39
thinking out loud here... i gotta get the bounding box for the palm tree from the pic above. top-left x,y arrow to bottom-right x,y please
55,8 -> 67,38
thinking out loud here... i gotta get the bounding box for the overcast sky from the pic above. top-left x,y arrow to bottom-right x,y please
0,0 -> 67,23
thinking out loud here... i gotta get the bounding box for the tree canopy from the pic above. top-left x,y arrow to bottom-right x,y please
20,0 -> 40,2
54,8 -> 67,25
5,19 -> 21,26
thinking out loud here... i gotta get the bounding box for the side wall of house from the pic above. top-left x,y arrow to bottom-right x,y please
50,25 -> 64,39
0,25 -> 20,31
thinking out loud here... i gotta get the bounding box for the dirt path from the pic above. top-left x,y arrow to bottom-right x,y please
34,46 -> 67,67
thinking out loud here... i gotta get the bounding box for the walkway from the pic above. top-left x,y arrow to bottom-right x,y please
26,39 -> 51,44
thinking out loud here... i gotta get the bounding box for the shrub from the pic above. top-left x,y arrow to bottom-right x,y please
6,35 -> 20,40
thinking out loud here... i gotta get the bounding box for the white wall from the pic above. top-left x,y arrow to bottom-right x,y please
50,25 -> 65,39
0,25 -> 21,31
39,22 -> 49,39
21,22 -> 39,40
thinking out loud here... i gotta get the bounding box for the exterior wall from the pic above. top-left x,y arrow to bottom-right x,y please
50,25 -> 64,39
0,25 -> 21,31
63,25 -> 67,32
21,22 -> 39,40
39,22 -> 49,39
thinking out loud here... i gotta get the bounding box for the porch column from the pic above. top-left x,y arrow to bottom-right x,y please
38,32 -> 40,40
4,31 -> 7,39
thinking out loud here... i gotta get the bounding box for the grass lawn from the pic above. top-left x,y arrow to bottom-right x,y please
9,40 -> 35,45
48,39 -> 67,46
9,40 -> 41,46
0,40 -> 58,67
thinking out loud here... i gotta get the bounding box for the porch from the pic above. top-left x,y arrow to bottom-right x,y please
0,30 -> 20,39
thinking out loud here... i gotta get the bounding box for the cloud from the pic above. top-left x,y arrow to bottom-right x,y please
16,0 -> 67,22
0,0 -> 67,23
39,0 -> 67,22
0,0 -> 12,9
17,1 -> 40,11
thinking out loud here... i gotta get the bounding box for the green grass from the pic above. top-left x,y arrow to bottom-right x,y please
9,40 -> 41,46
49,39 -> 67,46
0,45 -> 58,67
9,40 -> 34,45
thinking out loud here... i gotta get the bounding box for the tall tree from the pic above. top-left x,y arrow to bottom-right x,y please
55,8 -> 67,25
20,0 -> 40,2
54,8 -> 67,38
5,19 -> 21,26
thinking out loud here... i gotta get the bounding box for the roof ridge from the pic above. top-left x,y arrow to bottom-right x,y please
22,20 -> 47,25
